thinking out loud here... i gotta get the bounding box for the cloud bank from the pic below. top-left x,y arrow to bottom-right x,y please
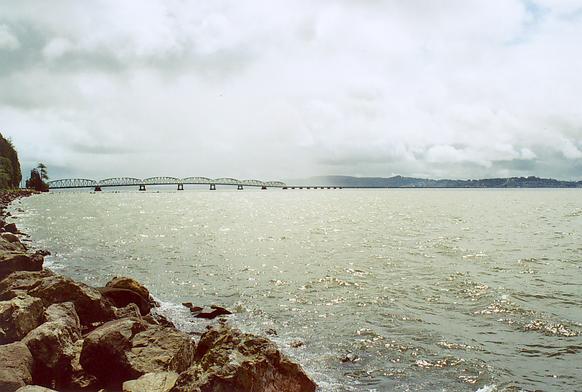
1,0 -> 582,181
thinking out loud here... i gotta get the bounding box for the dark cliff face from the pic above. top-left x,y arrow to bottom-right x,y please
0,133 -> 21,189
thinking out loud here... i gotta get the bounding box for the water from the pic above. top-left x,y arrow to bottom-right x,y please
9,189 -> 582,391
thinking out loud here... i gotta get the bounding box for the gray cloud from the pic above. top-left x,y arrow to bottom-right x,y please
1,0 -> 582,181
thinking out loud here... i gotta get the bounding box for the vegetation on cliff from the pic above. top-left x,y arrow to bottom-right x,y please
25,163 -> 49,192
0,133 -> 22,189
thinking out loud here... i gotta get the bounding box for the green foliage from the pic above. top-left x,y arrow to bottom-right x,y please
25,168 -> 49,192
0,132 -> 21,188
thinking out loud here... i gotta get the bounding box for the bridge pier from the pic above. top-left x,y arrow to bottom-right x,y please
237,185 -> 243,190
139,185 -> 146,191
210,184 -> 216,191
177,183 -> 184,191
94,186 -> 102,192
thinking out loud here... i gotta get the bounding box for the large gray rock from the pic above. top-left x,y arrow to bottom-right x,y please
22,303 -> 81,386
0,342 -> 34,392
0,294 -> 45,343
27,274 -> 114,325
171,324 -> 317,392
80,318 -> 195,387
122,372 -> 179,392
0,252 -> 43,280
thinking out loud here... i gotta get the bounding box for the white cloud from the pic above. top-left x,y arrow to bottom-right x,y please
1,0 -> 582,180
0,24 -> 19,50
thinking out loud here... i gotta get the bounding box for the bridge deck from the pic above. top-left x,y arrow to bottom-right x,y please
48,177 -> 287,189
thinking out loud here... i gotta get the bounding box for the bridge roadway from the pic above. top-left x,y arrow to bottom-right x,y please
47,176 -> 292,191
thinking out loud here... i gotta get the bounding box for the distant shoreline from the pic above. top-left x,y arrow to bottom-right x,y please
288,175 -> 582,188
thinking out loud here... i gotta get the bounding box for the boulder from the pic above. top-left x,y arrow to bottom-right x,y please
0,270 -> 54,300
0,342 -> 33,392
22,303 -> 82,386
0,252 -> 44,280
113,303 -> 143,320
1,233 -> 21,244
65,339 -> 99,391
171,324 -> 317,392
15,386 -> 58,392
143,311 -> 175,328
27,274 -> 114,325
80,318 -> 195,387
128,325 -> 195,374
80,318 -> 149,386
4,223 -> 18,234
0,294 -> 45,343
122,372 -> 179,392
98,287 -> 151,316
0,237 -> 26,253
105,277 -> 152,304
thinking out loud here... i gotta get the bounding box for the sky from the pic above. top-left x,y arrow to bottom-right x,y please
1,0 -> 582,182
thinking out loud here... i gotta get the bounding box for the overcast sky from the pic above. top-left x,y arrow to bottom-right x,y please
1,0 -> 582,182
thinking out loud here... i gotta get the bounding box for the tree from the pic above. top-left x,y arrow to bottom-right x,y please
26,166 -> 49,192
37,162 -> 48,181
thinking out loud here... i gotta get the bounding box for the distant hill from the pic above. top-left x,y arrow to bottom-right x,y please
0,133 -> 21,189
288,175 -> 582,188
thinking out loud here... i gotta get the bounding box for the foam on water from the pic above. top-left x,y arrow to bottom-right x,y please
9,189 -> 582,391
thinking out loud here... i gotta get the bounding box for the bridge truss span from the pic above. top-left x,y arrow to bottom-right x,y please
47,178 -> 97,189
47,176 -> 288,190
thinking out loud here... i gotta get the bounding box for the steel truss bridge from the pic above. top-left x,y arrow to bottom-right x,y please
48,177 -> 288,191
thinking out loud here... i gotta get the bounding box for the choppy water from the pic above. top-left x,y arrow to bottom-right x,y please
9,189 -> 582,391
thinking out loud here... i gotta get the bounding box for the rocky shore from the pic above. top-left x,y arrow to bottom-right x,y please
0,191 -> 318,392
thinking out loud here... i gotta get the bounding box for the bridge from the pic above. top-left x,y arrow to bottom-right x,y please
48,177 -> 289,191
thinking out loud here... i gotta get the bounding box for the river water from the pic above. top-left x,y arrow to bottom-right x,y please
9,189 -> 582,391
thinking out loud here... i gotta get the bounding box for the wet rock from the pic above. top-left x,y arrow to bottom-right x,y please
80,318 -> 195,387
289,339 -> 305,348
0,252 -> 44,280
22,303 -> 82,387
105,277 -> 152,304
182,303 -> 203,313
1,233 -> 20,243
191,305 -> 232,320
15,386 -> 58,392
0,270 -> 54,300
4,223 -> 18,234
27,274 -> 114,325
171,324 -> 317,392
0,294 -> 45,343
340,353 -> 360,363
0,341 -> 33,392
122,372 -> 179,392
98,287 -> 151,316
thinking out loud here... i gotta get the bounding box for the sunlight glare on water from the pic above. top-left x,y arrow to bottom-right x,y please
11,189 -> 582,391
